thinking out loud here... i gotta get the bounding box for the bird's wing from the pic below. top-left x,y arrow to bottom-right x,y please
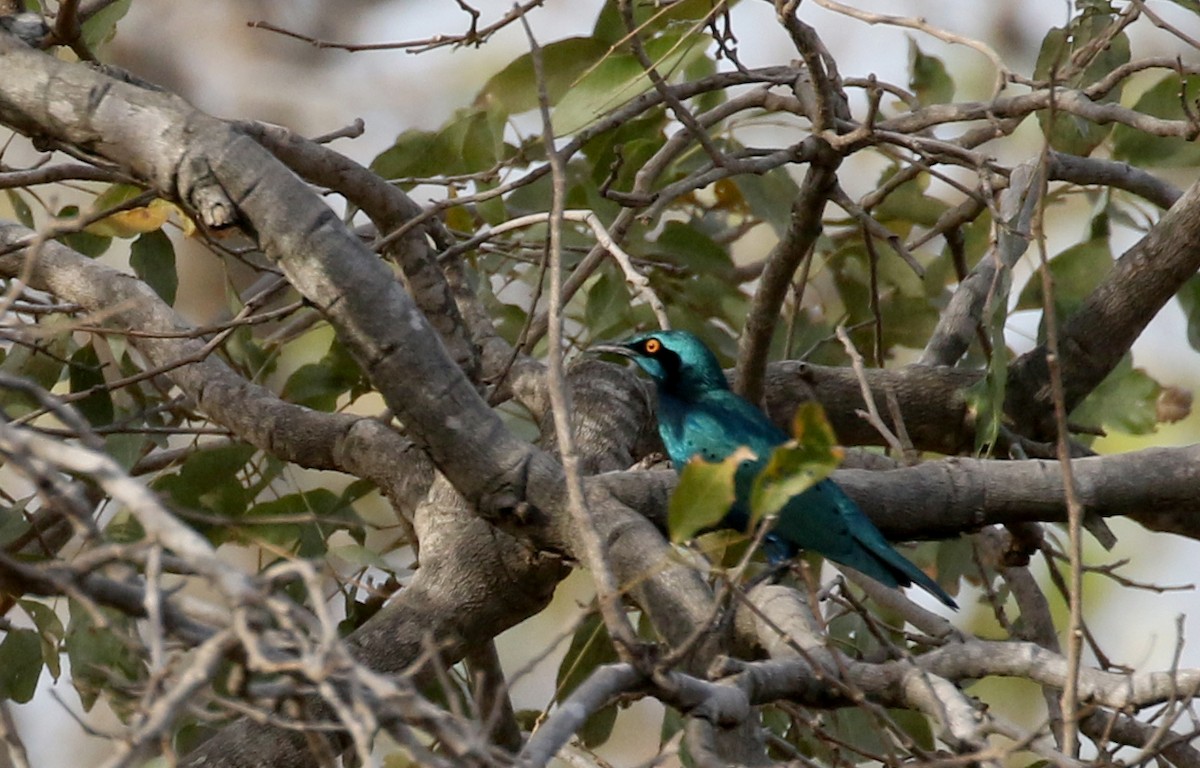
773,481 -> 855,555
676,392 -> 788,463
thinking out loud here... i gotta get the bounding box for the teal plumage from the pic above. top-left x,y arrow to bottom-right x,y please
596,330 -> 956,609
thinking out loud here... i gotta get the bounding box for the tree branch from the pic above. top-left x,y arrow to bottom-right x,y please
736,145 -> 839,404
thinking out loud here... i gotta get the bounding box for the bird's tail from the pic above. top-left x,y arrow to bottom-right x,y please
823,484 -> 959,610
870,544 -> 958,609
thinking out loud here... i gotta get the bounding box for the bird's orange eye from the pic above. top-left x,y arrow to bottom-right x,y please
643,338 -> 662,354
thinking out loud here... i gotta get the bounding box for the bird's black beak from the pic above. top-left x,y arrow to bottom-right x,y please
588,342 -> 637,359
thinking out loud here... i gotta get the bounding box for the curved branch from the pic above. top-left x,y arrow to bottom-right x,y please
735,144 -> 839,404
918,640 -> 1200,709
240,121 -> 482,383
920,161 -> 1040,367
1047,151 -> 1181,209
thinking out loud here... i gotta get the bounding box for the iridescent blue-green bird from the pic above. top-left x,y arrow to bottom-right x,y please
595,329 -> 956,609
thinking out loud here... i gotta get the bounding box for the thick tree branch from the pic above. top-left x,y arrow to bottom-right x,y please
758,360 -> 981,455
604,443 -> 1200,543
830,446 -> 1200,541
2,9 -> 1198,768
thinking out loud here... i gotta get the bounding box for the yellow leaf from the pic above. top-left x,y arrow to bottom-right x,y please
86,198 -> 175,238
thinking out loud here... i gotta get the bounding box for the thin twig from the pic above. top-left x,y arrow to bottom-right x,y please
518,8 -> 641,661
811,0 -> 1010,96
439,210 -> 670,329
1033,77 -> 1086,757
247,0 -> 547,54
834,325 -> 905,455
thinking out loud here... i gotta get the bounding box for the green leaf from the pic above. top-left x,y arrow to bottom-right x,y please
461,109 -> 506,175
873,168 -> 949,229
1016,237 -> 1112,317
329,543 -> 392,570
225,321 -> 276,380
822,705 -> 932,758
55,206 -> 111,258
0,629 -> 43,703
823,706 -> 889,759
152,443 -> 257,519
555,613 -> 619,748
592,0 -> 742,44
66,599 -> 145,712
661,706 -> 692,766
967,301 -> 1011,456
104,510 -> 146,544
91,182 -> 145,211
581,111 -> 667,189
966,376 -> 1001,457
1177,274 -> 1200,353
283,337 -> 366,411
371,128 -> 440,181
891,707 -> 936,751
130,229 -> 178,305
908,39 -> 954,106
1041,109 -> 1113,157
371,108 -> 505,182
0,497 -> 33,549
733,168 -> 802,239
474,178 -> 508,226
68,342 -> 115,426
283,362 -> 351,411
686,49 -> 723,113
748,403 -> 842,526
5,190 -> 35,228
19,599 -> 65,679
1070,355 -> 1162,435
476,37 -> 613,116
592,133 -> 662,198
105,432 -> 147,472
651,221 -> 734,277
234,488 -> 362,556
0,322 -> 70,417
932,538 -> 974,603
880,295 -> 941,351
668,447 -> 753,543
1112,75 -> 1200,167
553,31 -> 711,134
81,0 -> 132,51
963,215 -> 1017,455
1033,9 -> 1129,155
584,268 -> 632,340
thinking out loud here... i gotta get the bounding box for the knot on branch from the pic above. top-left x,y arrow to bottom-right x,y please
475,450 -> 540,526
0,12 -> 47,46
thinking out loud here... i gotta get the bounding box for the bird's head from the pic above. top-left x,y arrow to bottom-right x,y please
591,330 -> 729,397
